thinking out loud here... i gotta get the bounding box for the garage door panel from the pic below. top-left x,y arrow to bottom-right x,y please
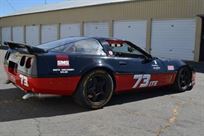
13,26 -> 24,43
151,19 -> 196,60
41,24 -> 58,44
113,20 -> 147,50
26,25 -> 40,46
1,27 -> 11,45
84,22 -> 109,37
152,49 -> 194,55
151,52 -> 193,60
60,23 -> 80,38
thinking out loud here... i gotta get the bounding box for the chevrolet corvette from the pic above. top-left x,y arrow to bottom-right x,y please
4,37 -> 195,109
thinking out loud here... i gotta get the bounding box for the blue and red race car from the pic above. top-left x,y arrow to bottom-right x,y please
4,37 -> 195,109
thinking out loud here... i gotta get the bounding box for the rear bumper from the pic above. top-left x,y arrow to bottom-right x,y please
4,66 -> 80,95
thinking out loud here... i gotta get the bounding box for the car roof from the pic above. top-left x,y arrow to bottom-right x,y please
37,36 -> 122,50
37,37 -> 96,50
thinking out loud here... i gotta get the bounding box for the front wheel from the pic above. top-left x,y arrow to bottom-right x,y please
173,67 -> 192,92
73,70 -> 114,109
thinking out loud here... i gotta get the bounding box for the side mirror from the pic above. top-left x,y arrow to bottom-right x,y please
143,56 -> 153,63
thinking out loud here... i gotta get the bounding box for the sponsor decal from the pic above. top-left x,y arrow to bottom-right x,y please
57,60 -> 69,67
19,74 -> 29,87
53,68 -> 75,74
168,65 -> 175,71
108,51 -> 113,56
132,74 -> 158,88
152,60 -> 160,70
56,55 -> 70,68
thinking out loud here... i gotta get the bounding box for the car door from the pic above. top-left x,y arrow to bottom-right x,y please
113,56 -> 167,92
104,41 -> 170,92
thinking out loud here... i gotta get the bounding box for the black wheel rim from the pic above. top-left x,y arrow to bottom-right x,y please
179,68 -> 191,90
85,74 -> 109,103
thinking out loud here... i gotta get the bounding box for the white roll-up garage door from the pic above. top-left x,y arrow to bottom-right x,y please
26,25 -> 40,46
151,19 -> 196,61
13,26 -> 24,43
84,22 -> 109,37
113,20 -> 147,50
41,24 -> 58,44
1,27 -> 11,45
60,23 -> 81,39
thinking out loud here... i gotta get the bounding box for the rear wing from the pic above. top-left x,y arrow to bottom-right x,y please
4,41 -> 47,54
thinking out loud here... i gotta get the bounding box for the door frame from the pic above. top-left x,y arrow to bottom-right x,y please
199,17 -> 204,62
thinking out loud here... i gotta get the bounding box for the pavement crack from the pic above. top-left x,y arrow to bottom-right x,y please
156,102 -> 182,136
34,118 -> 41,136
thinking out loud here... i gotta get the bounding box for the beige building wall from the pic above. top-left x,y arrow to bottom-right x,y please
0,0 -> 204,61
0,0 -> 204,26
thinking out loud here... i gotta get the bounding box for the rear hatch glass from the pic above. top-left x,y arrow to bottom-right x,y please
37,37 -> 87,50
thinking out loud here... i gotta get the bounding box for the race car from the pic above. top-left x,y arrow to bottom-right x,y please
4,37 -> 195,109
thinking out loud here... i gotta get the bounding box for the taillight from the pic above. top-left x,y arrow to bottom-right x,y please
5,52 -> 10,60
20,56 -> 26,66
26,57 -> 32,68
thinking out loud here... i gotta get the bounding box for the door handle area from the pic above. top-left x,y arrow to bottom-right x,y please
119,61 -> 127,65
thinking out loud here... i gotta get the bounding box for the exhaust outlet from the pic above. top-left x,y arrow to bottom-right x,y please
22,93 -> 61,100
5,80 -> 11,84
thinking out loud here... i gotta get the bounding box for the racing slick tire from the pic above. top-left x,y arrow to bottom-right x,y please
73,70 -> 114,109
173,66 -> 192,92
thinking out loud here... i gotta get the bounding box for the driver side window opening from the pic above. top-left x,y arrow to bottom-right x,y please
109,42 -> 144,57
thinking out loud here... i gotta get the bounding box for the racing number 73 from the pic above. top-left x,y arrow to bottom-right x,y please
132,74 -> 158,88
19,74 -> 29,87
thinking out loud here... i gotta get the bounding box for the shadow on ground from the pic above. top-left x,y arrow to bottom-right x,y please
0,87 -> 179,122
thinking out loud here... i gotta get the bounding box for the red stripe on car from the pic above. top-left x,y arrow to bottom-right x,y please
115,73 -> 176,92
5,66 -> 80,95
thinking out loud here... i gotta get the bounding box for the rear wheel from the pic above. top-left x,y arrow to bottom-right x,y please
73,70 -> 114,109
173,67 -> 192,92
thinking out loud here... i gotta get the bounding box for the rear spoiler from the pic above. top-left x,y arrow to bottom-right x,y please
4,41 -> 47,54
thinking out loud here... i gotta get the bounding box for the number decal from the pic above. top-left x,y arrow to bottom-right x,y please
132,74 -> 158,88
132,75 -> 143,88
140,74 -> 151,88
19,74 -> 29,87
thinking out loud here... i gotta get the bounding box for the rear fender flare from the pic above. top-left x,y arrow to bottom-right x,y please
76,63 -> 116,91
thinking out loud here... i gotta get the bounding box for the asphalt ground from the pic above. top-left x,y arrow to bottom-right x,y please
0,49 -> 203,136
